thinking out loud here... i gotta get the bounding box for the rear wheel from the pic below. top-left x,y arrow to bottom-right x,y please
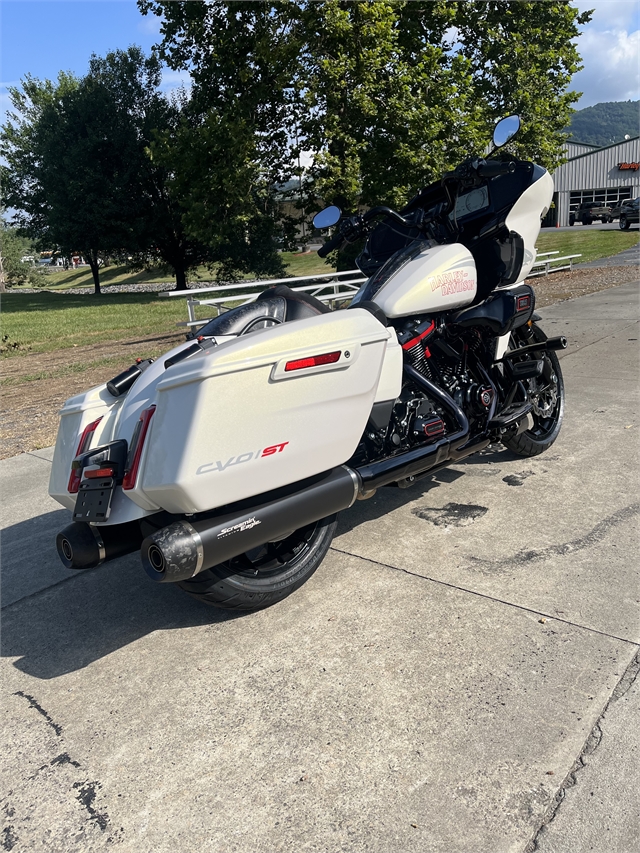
620,215 -> 630,230
502,324 -> 565,458
178,515 -> 338,611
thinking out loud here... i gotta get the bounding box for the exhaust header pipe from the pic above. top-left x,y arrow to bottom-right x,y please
141,466 -> 360,583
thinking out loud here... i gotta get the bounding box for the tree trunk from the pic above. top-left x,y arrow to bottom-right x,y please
0,248 -> 6,293
86,250 -> 101,295
174,265 -> 187,291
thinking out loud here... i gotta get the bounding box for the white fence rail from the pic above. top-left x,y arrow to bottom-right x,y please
158,269 -> 366,328
528,252 -> 582,277
162,251 -> 582,328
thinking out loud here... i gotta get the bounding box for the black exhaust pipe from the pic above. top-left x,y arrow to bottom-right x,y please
356,366 -> 469,491
141,466 -> 360,583
56,521 -> 144,570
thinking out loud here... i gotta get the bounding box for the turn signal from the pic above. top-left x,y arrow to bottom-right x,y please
67,417 -> 103,494
123,406 -> 156,490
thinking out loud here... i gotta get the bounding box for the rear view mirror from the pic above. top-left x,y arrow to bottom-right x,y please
313,206 -> 342,229
493,115 -> 521,149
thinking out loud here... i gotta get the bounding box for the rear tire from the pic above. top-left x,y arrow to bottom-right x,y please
502,325 -> 565,458
620,216 -> 630,230
178,515 -> 338,611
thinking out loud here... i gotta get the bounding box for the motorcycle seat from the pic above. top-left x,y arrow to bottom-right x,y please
257,284 -> 331,320
193,285 -> 330,338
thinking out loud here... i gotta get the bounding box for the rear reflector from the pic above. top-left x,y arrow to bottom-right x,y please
83,467 -> 115,479
284,351 -> 341,372
123,405 -> 156,490
68,417 -> 103,494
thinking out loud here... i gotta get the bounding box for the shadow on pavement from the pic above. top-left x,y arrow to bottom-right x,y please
1,540 -> 240,681
336,443 -> 517,537
1,444 -> 518,681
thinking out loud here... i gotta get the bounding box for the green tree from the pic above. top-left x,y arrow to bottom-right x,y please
0,217 -> 47,288
1,71 -> 151,294
140,1 -> 591,268
453,1 -> 592,169
138,0 -> 301,279
86,47 -> 216,290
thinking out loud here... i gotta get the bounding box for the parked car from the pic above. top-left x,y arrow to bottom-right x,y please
613,197 -> 639,230
569,201 -> 612,226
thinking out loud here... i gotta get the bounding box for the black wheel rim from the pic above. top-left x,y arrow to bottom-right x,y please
220,521 -> 320,580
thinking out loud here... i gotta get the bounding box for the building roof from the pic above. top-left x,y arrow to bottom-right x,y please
568,136 -> 640,162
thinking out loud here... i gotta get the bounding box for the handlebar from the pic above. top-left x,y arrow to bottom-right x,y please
317,231 -> 346,258
476,159 -> 515,178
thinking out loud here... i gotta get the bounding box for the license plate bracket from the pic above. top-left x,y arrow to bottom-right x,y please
73,477 -> 115,523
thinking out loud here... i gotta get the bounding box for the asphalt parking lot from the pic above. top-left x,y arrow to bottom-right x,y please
1,280 -> 639,853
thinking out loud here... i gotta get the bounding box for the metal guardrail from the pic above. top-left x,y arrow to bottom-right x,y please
163,251 -> 583,328
528,252 -> 582,277
158,269 -> 366,328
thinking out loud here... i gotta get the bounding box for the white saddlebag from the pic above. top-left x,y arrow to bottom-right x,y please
136,309 -> 392,514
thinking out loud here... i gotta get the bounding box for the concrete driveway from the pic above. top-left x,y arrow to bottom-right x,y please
1,281 -> 639,853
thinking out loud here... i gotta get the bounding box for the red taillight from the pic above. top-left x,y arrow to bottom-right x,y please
67,417 -> 103,494
517,295 -> 532,312
123,405 -> 156,490
284,351 -> 341,372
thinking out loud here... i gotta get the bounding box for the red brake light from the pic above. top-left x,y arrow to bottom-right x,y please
67,417 -> 103,494
284,351 -> 341,372
123,405 -> 156,490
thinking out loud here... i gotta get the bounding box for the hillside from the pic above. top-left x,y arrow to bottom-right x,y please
567,100 -> 639,147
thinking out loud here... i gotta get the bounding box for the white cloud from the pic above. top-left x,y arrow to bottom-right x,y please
159,69 -> 192,97
573,0 -> 639,33
138,14 -> 162,36
572,27 -> 640,107
570,0 -> 640,107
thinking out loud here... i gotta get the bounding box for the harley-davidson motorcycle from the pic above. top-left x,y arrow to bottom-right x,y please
50,116 -> 566,610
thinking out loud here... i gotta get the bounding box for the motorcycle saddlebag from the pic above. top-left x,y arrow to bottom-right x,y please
133,309 -> 391,514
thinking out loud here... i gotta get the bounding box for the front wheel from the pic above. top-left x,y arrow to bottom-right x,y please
620,216 -> 630,230
502,324 -> 565,458
178,515 -> 338,611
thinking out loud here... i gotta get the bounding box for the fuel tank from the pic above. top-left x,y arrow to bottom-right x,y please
353,242 -> 477,318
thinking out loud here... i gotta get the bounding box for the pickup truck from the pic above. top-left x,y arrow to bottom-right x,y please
569,202 -> 612,226
611,198 -> 639,230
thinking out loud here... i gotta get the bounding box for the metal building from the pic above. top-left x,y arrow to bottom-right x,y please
547,136 -> 640,227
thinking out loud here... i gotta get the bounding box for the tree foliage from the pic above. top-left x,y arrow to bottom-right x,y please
0,218 -> 47,288
139,0 -> 591,266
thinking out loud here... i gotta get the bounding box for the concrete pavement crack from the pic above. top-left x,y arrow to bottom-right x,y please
468,502 -> 640,573
524,650 -> 640,852
329,546 -> 640,647
1,565 -> 103,611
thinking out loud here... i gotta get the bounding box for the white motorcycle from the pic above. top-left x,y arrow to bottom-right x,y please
49,116 -> 566,610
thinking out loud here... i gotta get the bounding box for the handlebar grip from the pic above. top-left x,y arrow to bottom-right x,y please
317,231 -> 345,258
477,160 -> 516,178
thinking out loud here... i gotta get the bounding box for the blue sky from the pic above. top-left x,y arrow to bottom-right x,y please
1,0 -> 639,124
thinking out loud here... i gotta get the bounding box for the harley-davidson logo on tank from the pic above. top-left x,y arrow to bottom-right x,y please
429,270 -> 474,296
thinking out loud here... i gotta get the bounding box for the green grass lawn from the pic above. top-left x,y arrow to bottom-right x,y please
3,231 -> 636,359
1,251 -> 338,357
1,291 -> 189,355
535,229 -> 638,264
22,250 -> 334,292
